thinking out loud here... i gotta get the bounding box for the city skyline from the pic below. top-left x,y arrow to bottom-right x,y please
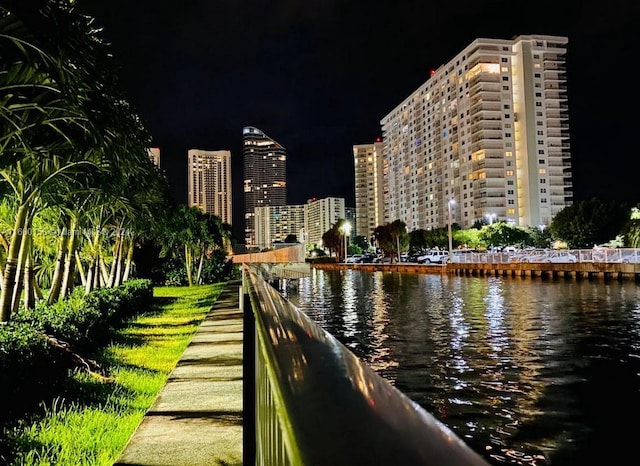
79,0 -> 638,235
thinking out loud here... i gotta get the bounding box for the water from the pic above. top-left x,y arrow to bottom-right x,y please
285,269 -> 640,465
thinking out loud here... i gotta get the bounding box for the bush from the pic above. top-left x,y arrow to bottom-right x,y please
0,323 -> 70,420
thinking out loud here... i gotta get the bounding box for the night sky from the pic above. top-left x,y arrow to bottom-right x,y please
78,0 -> 639,235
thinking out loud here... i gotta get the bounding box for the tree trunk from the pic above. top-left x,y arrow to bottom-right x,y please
11,215 -> 32,315
60,221 -> 79,300
23,249 -> 35,310
122,238 -> 134,282
48,221 -> 70,304
195,252 -> 204,285
75,252 -> 86,288
0,204 -> 27,322
113,232 -> 124,287
185,244 -> 193,286
107,232 -> 120,288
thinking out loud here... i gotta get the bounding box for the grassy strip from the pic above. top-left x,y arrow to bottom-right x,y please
3,283 -> 225,466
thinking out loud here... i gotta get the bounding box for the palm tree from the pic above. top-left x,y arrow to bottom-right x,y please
0,2 -> 165,318
388,219 -> 408,263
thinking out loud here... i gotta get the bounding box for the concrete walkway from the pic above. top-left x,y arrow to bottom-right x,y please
114,281 -> 245,466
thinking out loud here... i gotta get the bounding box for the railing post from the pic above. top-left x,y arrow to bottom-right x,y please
242,266 -> 256,464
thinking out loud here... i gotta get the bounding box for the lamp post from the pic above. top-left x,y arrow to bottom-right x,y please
341,221 -> 351,262
447,199 -> 455,257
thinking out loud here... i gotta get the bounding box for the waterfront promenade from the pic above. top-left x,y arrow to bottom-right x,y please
114,280 -> 244,466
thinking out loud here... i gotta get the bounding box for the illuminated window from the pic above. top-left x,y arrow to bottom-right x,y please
506,151 -> 513,157
506,170 -> 514,176
539,168 -> 546,175
508,208 -> 515,215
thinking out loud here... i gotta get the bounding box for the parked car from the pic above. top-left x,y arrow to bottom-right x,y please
417,250 -> 450,264
450,249 -> 477,263
520,250 -> 578,263
345,255 -> 362,263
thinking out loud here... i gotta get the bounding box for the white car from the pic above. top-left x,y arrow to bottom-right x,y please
417,250 -> 449,264
520,250 -> 578,263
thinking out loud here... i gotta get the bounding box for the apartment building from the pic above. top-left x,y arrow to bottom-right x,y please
148,147 -> 160,167
380,35 -> 572,231
304,197 -> 346,249
242,126 -> 287,247
254,204 -> 305,250
187,149 -> 232,225
353,140 -> 385,238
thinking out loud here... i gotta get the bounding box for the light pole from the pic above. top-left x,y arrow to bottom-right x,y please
341,221 -> 351,262
447,199 -> 455,257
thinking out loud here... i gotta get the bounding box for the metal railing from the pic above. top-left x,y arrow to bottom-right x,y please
446,248 -> 640,265
242,264 -> 490,466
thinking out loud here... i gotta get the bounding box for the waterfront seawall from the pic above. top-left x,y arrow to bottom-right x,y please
311,261 -> 640,282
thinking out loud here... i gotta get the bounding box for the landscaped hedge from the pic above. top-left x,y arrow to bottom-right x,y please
0,279 -> 153,421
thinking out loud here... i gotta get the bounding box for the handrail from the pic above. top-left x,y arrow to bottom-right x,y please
243,264 -> 491,466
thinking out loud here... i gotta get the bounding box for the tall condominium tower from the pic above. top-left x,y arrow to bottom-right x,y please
242,126 -> 287,247
381,35 -> 572,231
187,149 -> 232,225
353,139 -> 385,238
304,197 -> 345,249
254,204 -> 305,249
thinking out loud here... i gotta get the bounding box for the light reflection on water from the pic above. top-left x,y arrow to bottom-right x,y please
286,269 -> 640,466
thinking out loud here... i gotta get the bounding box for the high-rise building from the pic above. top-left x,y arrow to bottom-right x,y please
148,147 -> 160,167
353,140 -> 385,238
242,126 -> 287,248
187,149 -> 232,225
380,35 -> 572,231
304,197 -> 346,249
254,204 -> 305,250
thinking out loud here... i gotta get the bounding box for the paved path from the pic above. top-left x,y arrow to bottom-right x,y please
114,281 -> 244,466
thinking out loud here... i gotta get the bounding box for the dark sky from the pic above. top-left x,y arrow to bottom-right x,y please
79,0 -> 639,234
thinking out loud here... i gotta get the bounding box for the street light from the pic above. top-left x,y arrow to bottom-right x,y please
341,221 -> 352,262
447,199 -> 455,257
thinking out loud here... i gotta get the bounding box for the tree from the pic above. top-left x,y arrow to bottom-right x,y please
373,223 -> 395,261
388,219 -> 408,263
549,199 -> 629,248
478,222 -> 531,249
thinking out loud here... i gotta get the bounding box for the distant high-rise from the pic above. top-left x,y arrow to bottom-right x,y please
187,149 -> 232,225
242,126 -> 287,247
353,140 -> 385,238
304,197 -> 345,249
254,204 -> 305,249
148,147 -> 160,167
381,35 -> 572,231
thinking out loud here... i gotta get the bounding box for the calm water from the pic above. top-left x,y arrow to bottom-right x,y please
285,269 -> 640,466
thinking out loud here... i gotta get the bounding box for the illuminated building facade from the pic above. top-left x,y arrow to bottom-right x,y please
380,35 -> 572,231
353,140 -> 385,237
254,204 -> 305,250
242,126 -> 287,247
187,149 -> 232,225
148,147 -> 160,167
304,197 -> 346,249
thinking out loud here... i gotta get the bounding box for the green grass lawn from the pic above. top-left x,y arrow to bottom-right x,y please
2,283 -> 225,466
